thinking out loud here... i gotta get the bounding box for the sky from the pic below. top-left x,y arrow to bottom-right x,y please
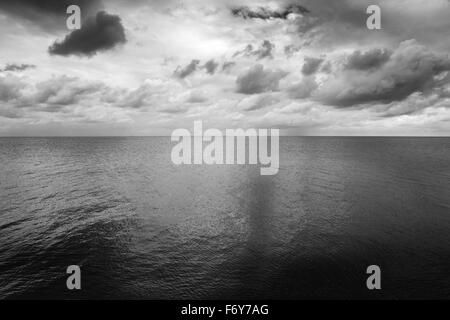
0,0 -> 449,136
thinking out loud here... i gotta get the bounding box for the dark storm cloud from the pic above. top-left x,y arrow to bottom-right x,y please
174,60 -> 200,78
315,40 -> 450,107
233,41 -> 275,60
236,64 -> 288,94
48,11 -> 126,57
0,0 -> 102,29
0,0 -> 100,15
204,60 -> 219,75
302,57 -> 323,75
1,64 -> 36,72
345,49 -> 392,71
231,4 -> 309,20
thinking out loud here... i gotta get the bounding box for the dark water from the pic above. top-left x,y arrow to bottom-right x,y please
0,137 -> 449,299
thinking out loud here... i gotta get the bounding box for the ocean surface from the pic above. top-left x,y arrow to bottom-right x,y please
0,137 -> 449,299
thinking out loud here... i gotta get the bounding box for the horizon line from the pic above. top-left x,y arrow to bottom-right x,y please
0,135 -> 449,138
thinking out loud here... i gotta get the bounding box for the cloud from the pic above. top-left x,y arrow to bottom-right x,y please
0,108 -> 24,119
0,74 -> 106,112
222,61 -> 236,71
1,0 -> 450,136
233,40 -> 275,60
1,64 -> 36,72
377,92 -> 443,118
284,44 -> 301,58
345,49 -> 392,70
288,77 -> 318,99
236,64 -> 288,94
186,90 -> 209,103
174,59 -> 223,78
0,0 -> 102,30
110,78 -> 191,111
34,76 -> 103,107
231,4 -> 309,20
315,40 -> 450,107
0,75 -> 26,102
254,40 -> 275,60
292,15 -> 322,34
48,11 -> 126,57
0,73 -> 191,120
233,44 -> 253,58
237,93 -> 280,111
302,57 -> 323,75
204,60 -> 219,75
174,60 -> 200,78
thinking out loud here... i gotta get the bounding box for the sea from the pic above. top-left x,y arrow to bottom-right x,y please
0,137 -> 449,299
